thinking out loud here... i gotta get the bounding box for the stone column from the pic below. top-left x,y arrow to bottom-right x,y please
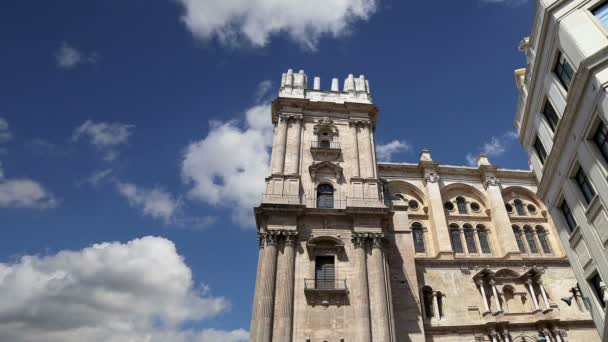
421,169 -> 452,254
538,279 -> 551,310
271,115 -> 288,174
368,235 -> 391,342
272,232 -> 297,341
553,329 -> 564,342
482,175 -> 521,256
351,121 -> 361,178
527,279 -> 540,311
255,233 -> 279,342
490,330 -> 499,342
352,234 -> 372,342
249,234 -> 265,339
477,279 -> 490,313
490,279 -> 502,312
358,122 -> 374,179
433,292 -> 441,319
284,116 -> 302,175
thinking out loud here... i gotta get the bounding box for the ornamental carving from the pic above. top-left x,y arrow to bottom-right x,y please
313,117 -> 339,137
423,172 -> 439,184
484,176 -> 500,189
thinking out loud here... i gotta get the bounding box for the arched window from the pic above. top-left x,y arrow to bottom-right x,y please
412,223 -> 425,253
536,226 -> 552,254
317,184 -> 334,208
513,225 -> 526,253
524,225 -> 538,254
449,224 -> 463,253
502,285 -> 515,313
464,224 -> 477,254
477,225 -> 491,254
514,199 -> 526,216
456,196 -> 467,214
422,286 -> 434,319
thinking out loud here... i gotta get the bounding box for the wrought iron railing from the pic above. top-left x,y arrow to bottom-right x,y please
304,279 -> 348,291
311,140 -> 341,149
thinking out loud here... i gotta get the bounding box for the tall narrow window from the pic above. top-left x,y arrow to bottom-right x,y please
561,200 -> 577,233
513,225 -> 526,253
593,120 -> 608,164
524,226 -> 539,254
533,136 -> 548,164
514,199 -> 526,216
456,197 -> 467,214
593,1 -> 608,28
315,256 -> 335,289
589,273 -> 607,309
541,100 -> 560,132
422,286 -> 434,318
554,52 -> 574,91
317,184 -> 334,208
574,168 -> 595,205
449,225 -> 463,253
464,225 -> 477,254
412,223 -> 426,253
536,226 -> 552,254
477,225 -> 491,254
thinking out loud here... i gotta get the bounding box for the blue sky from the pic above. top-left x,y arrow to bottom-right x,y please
0,1 -> 534,341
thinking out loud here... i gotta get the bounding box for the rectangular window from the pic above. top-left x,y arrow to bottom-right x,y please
554,52 -> 574,91
533,136 -> 548,164
315,256 -> 335,289
574,168 -> 596,205
588,273 -> 607,309
594,120 -> 608,164
560,200 -> 577,233
593,1 -> 608,28
541,100 -> 560,132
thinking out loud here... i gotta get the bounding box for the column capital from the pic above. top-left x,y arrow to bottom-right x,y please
489,279 -> 496,286
423,171 -> 440,184
348,119 -> 372,128
502,329 -> 510,339
489,329 -> 498,338
257,232 -> 266,249
370,233 -> 385,249
351,233 -> 368,249
283,231 -> 299,246
476,279 -> 486,286
483,175 -> 500,189
526,278 -> 534,285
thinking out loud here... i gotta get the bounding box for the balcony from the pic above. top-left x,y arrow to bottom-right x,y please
304,279 -> 348,294
310,140 -> 341,159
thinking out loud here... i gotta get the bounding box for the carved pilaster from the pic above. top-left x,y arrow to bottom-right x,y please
484,175 -> 500,189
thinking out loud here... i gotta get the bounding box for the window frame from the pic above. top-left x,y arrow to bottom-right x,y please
463,224 -> 478,254
477,225 -> 491,254
456,196 -> 467,215
533,135 -> 548,165
513,225 -> 527,253
553,51 -> 575,91
535,225 -> 552,254
573,167 -> 596,205
523,225 -> 539,254
541,98 -> 560,132
412,223 -> 426,254
316,183 -> 335,209
449,225 -> 464,254
593,119 -> 608,165
588,272 -> 607,309
560,199 -> 577,234
592,0 -> 608,30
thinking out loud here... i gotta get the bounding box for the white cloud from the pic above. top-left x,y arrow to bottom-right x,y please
181,103 -> 273,227
0,178 -> 57,209
376,140 -> 413,162
54,41 -> 98,69
83,168 -> 113,187
116,182 -> 181,223
0,236 -> 244,342
254,80 -> 273,103
72,120 -> 134,161
175,0 -> 378,50
0,161 -> 3,179
0,118 -> 11,144
465,131 -> 518,166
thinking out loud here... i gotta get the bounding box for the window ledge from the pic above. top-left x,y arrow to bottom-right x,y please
584,195 -> 602,221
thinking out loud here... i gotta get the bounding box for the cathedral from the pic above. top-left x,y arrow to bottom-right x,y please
248,69 -> 599,342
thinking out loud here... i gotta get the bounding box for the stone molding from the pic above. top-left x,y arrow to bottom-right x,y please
258,230 -> 299,247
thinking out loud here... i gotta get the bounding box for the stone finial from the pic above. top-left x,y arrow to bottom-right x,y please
285,69 -> 294,87
313,76 -> 321,90
355,75 -> 366,93
344,74 -> 355,92
419,148 -> 432,162
293,69 -> 307,89
476,153 -> 491,167
331,78 -> 339,91
280,73 -> 286,88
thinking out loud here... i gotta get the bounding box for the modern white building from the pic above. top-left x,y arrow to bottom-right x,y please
514,0 -> 608,339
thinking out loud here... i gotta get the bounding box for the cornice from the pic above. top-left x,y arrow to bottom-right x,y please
271,97 -> 379,125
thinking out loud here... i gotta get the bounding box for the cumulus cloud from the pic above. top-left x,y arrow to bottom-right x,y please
0,118 -> 11,144
54,41 -> 98,69
181,103 -> 273,227
376,140 -> 413,162
175,0 -> 378,49
72,120 -> 134,161
116,182 -> 181,223
82,168 -> 113,187
466,131 -> 518,166
0,178 -> 58,209
254,80 -> 273,103
0,236 -> 244,342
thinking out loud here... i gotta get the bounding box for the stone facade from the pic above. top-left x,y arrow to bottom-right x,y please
250,69 -> 599,341
514,0 -> 608,339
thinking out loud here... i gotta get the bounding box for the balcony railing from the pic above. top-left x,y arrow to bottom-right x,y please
311,140 -> 340,150
304,279 -> 348,293
261,193 -> 305,205
303,196 -> 386,209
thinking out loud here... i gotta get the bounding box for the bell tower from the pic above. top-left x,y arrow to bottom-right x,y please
250,69 -> 396,342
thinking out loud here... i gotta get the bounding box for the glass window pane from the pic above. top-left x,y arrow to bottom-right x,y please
464,228 -> 477,253
477,227 -> 491,254
534,136 -> 547,164
413,225 -> 425,253
536,227 -> 552,254
561,201 -> 577,233
450,228 -> 463,253
513,227 -> 526,253
456,197 -> 467,214
524,227 -> 538,254
542,100 -> 560,132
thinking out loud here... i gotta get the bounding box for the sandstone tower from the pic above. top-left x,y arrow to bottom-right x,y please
249,70 -> 598,342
